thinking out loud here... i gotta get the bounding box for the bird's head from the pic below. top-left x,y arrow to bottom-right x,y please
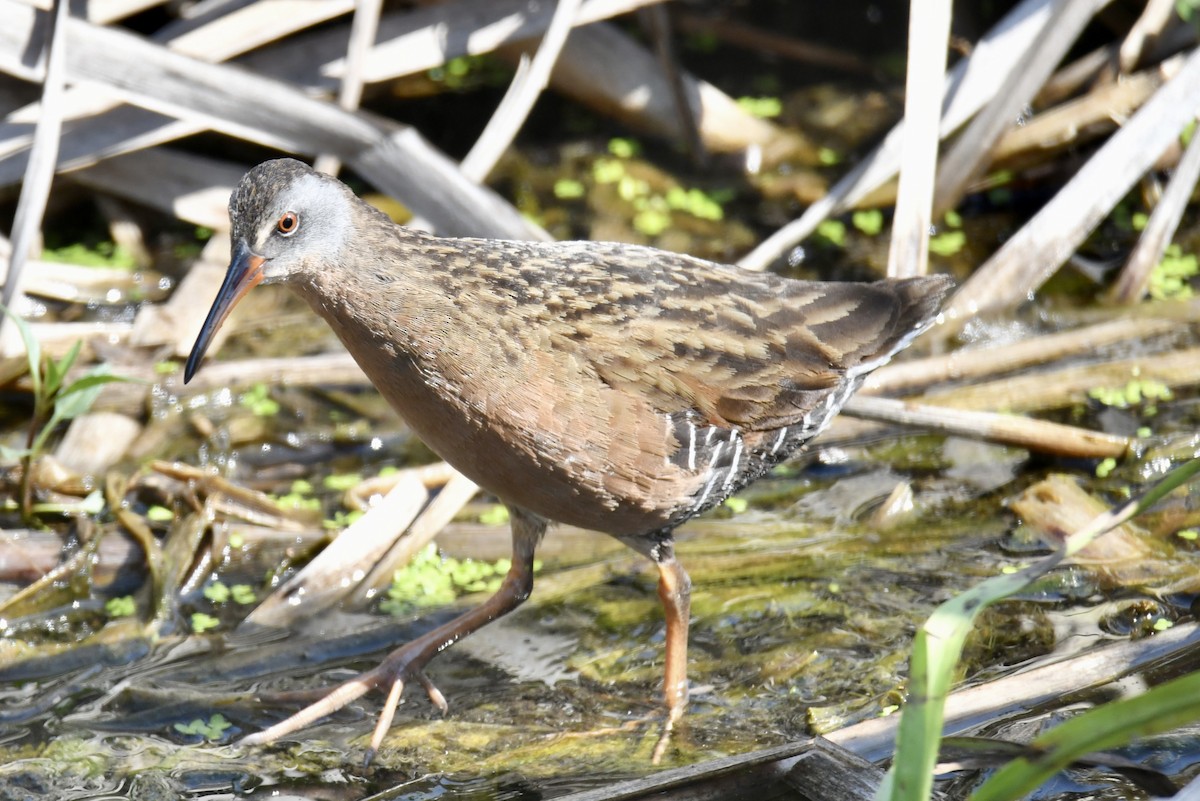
185,159 -> 352,382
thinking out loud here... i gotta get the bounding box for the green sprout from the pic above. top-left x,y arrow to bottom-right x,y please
592,158 -> 625,184
736,96 -> 782,118
239,383 -> 280,417
617,175 -> 650,202
1149,245 -> 1197,300
1,305 -> 135,519
607,137 -> 641,159
323,472 -> 362,491
31,490 -> 104,517
42,241 -> 137,269
174,226 -> 213,260
1109,202 -> 1135,233
479,505 -> 510,526
1183,119 -> 1198,146
276,493 -> 320,512
665,187 -> 725,221
633,208 -> 671,237
174,714 -> 233,740
985,170 -> 1014,205
324,509 -> 364,529
380,544 -> 521,617
427,55 -> 496,89
105,596 -> 136,618
446,56 -> 472,79
146,505 -> 174,522
816,219 -> 847,247
203,581 -> 256,605
190,612 -> 220,633
274,479 -> 321,512
1088,378 -> 1173,410
553,178 -> 585,199
852,209 -> 884,236
723,497 -> 748,514
818,147 -> 841,166
593,148 -> 728,237
929,230 -> 967,257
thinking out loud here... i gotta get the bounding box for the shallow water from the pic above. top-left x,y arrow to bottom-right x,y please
3,367 -> 1199,798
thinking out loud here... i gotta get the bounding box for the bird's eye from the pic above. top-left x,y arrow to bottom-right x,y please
277,211 -> 299,236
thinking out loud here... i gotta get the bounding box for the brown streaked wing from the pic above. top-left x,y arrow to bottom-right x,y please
571,258 -> 935,431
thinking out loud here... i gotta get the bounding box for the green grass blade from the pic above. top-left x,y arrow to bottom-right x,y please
53,368 -> 130,420
43,339 -> 82,397
883,456 -> 1200,801
886,556 -> 1066,800
971,668 -> 1200,801
1,303 -> 41,400
30,367 -> 131,456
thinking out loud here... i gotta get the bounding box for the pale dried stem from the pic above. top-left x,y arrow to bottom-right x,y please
885,0 -> 950,279
864,313 -> 1188,395
844,395 -> 1129,458
1109,112 -> 1200,303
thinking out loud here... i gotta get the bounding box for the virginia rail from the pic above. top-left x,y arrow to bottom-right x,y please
185,158 -> 952,754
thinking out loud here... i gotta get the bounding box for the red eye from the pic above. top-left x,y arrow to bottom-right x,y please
277,211 -> 299,235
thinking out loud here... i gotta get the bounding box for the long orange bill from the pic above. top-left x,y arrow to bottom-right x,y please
184,240 -> 265,383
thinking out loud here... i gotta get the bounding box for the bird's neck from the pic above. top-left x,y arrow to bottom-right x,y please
294,249 -> 435,352
288,237 -> 478,400
287,239 -> 529,475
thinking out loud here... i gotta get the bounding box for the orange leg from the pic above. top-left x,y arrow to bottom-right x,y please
652,550 -> 691,763
238,506 -> 546,756
656,553 -> 692,722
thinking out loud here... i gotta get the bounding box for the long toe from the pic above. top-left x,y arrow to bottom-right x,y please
238,672 -> 378,746
651,715 -> 676,765
415,670 -> 449,714
369,677 -> 408,757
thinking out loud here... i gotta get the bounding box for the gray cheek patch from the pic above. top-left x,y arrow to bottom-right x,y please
290,173 -> 352,259
248,173 -> 354,276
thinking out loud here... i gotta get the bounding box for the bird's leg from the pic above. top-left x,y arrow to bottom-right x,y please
657,551 -> 692,720
238,506 -> 547,754
652,546 -> 692,764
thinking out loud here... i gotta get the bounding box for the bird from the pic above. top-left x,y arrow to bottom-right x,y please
185,158 -> 953,757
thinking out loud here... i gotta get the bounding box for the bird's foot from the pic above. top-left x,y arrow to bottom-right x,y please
651,701 -> 685,765
234,508 -> 543,764
236,644 -> 447,759
549,704 -> 681,763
